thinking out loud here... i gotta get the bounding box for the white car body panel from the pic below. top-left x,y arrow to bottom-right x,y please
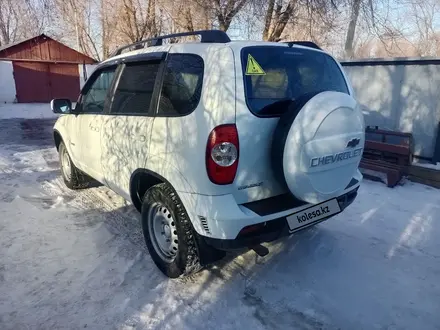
101,115 -> 155,200
54,115 -> 84,170
180,169 -> 362,239
80,114 -> 105,182
147,44 -> 236,196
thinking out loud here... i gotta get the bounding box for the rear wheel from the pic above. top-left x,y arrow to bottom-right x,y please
58,141 -> 91,189
141,183 -> 204,278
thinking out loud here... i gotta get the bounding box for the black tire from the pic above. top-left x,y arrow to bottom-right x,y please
271,91 -> 323,188
141,183 -> 221,278
58,141 -> 91,190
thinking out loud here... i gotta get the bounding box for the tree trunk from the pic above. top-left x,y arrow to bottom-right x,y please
201,4 -> 210,30
184,7 -> 194,32
147,0 -> 157,37
344,0 -> 361,59
262,0 -> 275,40
266,1 -> 295,42
101,0 -> 108,59
215,0 -> 248,32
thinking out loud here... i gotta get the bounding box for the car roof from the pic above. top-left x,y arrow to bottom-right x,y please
103,40 -> 327,65
102,44 -> 172,64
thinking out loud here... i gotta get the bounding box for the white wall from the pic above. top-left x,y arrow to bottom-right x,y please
342,60 -> 440,159
78,64 -> 98,89
0,61 -> 16,103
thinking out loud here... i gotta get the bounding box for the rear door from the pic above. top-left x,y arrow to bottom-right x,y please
233,45 -> 351,204
101,55 -> 163,200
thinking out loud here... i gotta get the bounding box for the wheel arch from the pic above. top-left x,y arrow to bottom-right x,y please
53,129 -> 81,170
53,129 -> 63,151
129,169 -> 176,212
133,168 -> 225,268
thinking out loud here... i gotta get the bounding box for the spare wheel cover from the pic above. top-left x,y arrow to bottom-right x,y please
272,91 -> 365,204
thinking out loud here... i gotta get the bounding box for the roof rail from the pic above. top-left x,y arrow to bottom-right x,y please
284,41 -> 321,50
110,30 -> 231,57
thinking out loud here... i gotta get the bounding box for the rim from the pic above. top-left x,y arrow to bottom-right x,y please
61,148 -> 72,181
147,203 -> 179,263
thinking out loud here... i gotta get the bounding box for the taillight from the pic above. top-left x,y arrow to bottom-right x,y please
206,124 -> 239,185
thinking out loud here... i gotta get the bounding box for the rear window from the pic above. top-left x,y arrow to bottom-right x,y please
241,46 -> 349,116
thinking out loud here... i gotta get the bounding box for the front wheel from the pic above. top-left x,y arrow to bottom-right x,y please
141,183 -> 203,278
58,141 -> 90,189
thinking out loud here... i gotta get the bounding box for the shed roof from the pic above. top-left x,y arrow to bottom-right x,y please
0,34 -> 97,64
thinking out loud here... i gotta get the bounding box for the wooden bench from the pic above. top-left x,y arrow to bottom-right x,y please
359,127 -> 413,187
360,158 -> 403,187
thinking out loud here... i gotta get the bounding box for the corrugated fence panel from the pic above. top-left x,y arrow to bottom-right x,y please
342,60 -> 440,159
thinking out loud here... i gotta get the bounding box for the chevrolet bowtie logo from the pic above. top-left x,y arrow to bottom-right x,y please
346,138 -> 360,148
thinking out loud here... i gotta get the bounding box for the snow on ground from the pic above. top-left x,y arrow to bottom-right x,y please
413,161 -> 440,170
1,106 -> 440,330
0,103 -> 58,119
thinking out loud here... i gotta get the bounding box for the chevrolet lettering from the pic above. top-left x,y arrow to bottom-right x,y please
310,147 -> 363,168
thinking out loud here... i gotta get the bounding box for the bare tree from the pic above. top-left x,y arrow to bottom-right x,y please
0,0 -> 19,45
10,0 -> 439,61
52,0 -> 123,60
260,0 -> 337,42
280,0 -> 342,50
406,0 -> 440,56
342,0 -> 402,58
262,0 -> 297,41
0,0 -> 50,46
116,0 -> 159,43
52,0 -> 98,59
344,0 -> 362,58
212,0 -> 249,31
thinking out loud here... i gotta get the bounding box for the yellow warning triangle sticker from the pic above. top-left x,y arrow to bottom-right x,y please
245,54 -> 266,75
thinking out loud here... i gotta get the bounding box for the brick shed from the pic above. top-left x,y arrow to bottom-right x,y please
0,34 -> 97,103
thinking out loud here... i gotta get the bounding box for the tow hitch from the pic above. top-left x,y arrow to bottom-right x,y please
249,244 -> 269,257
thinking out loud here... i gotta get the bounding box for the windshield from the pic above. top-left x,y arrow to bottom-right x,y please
241,46 -> 349,116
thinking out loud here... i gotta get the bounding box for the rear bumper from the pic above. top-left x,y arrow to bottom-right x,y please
203,187 -> 359,251
177,170 -> 362,241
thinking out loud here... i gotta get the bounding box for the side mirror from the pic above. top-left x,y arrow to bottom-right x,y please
51,99 -> 72,114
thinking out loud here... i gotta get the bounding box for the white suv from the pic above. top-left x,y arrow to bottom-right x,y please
51,30 -> 364,278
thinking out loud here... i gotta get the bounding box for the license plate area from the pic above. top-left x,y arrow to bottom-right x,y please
286,198 -> 341,232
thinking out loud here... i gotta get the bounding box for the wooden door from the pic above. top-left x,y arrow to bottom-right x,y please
13,62 -> 50,103
48,63 -> 81,102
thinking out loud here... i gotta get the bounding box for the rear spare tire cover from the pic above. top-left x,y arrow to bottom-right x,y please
272,91 -> 365,204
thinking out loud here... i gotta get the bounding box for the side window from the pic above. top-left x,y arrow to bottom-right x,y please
82,68 -> 116,114
158,54 -> 204,116
110,62 -> 160,115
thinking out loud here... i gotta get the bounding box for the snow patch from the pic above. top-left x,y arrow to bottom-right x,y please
0,103 -> 58,119
413,161 -> 440,170
1,103 -> 440,329
360,168 -> 389,185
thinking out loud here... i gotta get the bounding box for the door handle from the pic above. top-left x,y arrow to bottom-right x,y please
89,125 -> 100,132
